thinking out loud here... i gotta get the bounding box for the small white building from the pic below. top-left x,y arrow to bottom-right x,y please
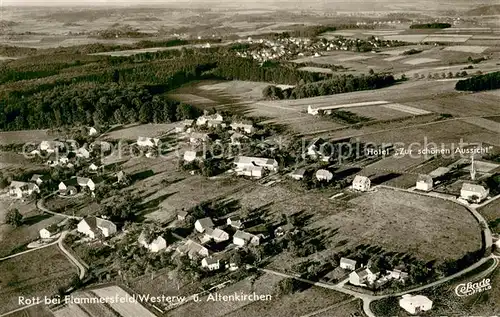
30,174 -> 48,186
340,257 -> 357,271
183,150 -> 204,163
233,230 -> 260,247
201,257 -> 220,271
137,137 -> 160,148
77,177 -> 95,191
290,168 -> 306,180
89,163 -> 99,172
349,267 -> 379,286
39,224 -> 59,239
234,156 -> 279,173
9,181 -> 40,198
196,113 -> 224,127
227,216 -> 244,229
194,217 -> 214,233
189,132 -> 211,145
77,217 -> 117,239
416,174 -> 433,191
230,122 -> 255,134
352,175 -> 371,191
177,210 -> 188,221
399,294 -> 433,315
88,127 -> 98,136
76,147 -> 91,159
40,140 -> 64,153
460,183 -> 489,202
316,169 -> 333,182
138,232 -> 167,253
204,228 -> 230,243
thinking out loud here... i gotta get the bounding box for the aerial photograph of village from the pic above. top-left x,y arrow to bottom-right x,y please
0,0 -> 499,316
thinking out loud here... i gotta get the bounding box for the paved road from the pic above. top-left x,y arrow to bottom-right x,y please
58,231 -> 87,280
36,192 -> 83,220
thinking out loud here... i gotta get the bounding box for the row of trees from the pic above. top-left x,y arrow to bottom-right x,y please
263,73 -> 396,100
455,71 -> 500,91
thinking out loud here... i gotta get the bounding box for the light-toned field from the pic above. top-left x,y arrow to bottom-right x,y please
0,246 -> 76,314
8,304 -> 54,317
298,66 -> 335,74
364,155 -> 429,173
53,305 -> 89,317
336,105 -> 410,121
292,53 -> 374,65
198,80 -> 294,101
91,286 -> 156,317
380,103 -> 431,115
443,45 -> 489,53
103,123 -> 179,140
460,117 -> 500,134
403,57 -> 440,65
0,129 -> 52,145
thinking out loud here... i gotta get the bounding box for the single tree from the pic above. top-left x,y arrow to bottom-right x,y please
5,209 -> 23,227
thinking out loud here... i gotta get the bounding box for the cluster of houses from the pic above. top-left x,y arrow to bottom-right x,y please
58,176 -> 96,196
339,257 -> 410,289
233,34 -> 401,62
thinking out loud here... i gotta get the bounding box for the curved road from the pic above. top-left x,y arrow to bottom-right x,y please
36,192 -> 83,220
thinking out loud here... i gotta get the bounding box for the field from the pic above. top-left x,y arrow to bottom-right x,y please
443,45 -> 489,53
103,123 -> 180,141
8,304 -> 55,317
92,286 -> 156,317
478,199 -> 500,233
402,57 -> 440,65
0,246 -> 76,314
0,196 -> 65,257
297,66 -> 335,74
0,129 -> 53,145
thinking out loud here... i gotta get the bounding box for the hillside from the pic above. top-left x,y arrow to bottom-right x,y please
465,4 -> 500,16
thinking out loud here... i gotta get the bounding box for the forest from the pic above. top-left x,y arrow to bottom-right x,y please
455,71 -> 500,91
0,39 -> 395,130
409,23 -> 452,29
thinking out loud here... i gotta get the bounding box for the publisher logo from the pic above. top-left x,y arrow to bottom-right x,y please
455,278 -> 492,297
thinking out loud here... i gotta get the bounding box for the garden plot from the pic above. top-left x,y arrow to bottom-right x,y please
443,45 -> 489,53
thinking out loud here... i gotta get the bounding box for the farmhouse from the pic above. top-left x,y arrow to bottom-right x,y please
316,169 -> 333,182
227,216 -> 244,229
204,228 -> 230,243
175,119 -> 194,132
89,163 -> 99,172
138,232 -> 167,253
233,230 -> 260,247
39,224 -> 59,239
399,294 -> 433,315
88,127 -> 98,136
58,178 -> 79,196
76,147 -> 90,159
77,177 -> 96,191
196,113 -> 224,127
352,175 -> 371,191
230,122 -> 255,134
290,168 -> 306,180
230,132 -> 249,145
460,183 -> 489,202
137,137 -> 160,148
9,181 -> 39,198
183,150 -> 205,162
340,257 -> 357,271
306,137 -> 326,158
30,174 -> 49,186
349,267 -> 380,286
234,156 -> 279,173
77,217 -> 117,239
195,217 -> 214,233
416,174 -> 433,191
177,210 -> 188,221
177,239 -> 209,259
189,132 -> 211,144
40,140 -> 64,153
201,257 -> 220,271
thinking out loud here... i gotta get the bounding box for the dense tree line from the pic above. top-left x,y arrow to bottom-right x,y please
409,23 -> 451,29
263,73 -> 396,99
455,71 -> 500,91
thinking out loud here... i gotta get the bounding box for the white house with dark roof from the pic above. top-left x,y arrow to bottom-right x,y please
77,217 -> 117,239
230,122 -> 255,134
349,267 -> 380,286
340,257 -> 357,271
416,174 -> 433,191
39,224 -> 59,239
204,228 -> 230,243
195,217 -> 214,233
234,156 -> 279,177
177,239 -> 209,259
352,175 -> 371,191
399,294 -> 433,315
460,183 -> 489,202
201,257 -> 220,270
138,232 -> 167,253
227,216 -> 244,229
233,230 -> 260,247
9,181 -> 39,198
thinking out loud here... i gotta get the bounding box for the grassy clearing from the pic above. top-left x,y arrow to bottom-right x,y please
0,245 -> 76,314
